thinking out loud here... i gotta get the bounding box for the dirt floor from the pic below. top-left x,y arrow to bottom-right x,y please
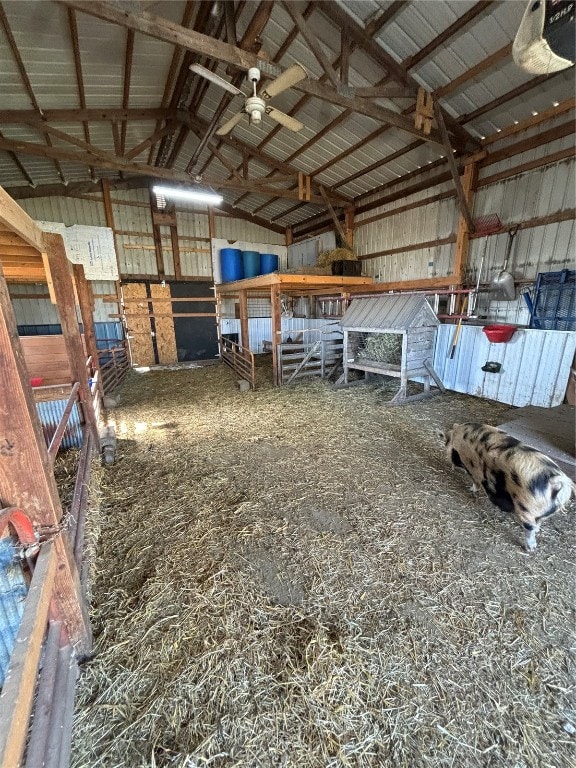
71,359 -> 576,768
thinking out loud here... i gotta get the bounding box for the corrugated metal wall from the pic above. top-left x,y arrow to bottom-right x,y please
221,318 -> 343,354
354,123 -> 575,326
432,325 -> 576,407
17,194 -> 285,281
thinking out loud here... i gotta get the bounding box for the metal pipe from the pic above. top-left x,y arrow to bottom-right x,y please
47,382 -> 81,463
24,621 -> 62,768
72,431 -> 94,569
43,645 -> 73,768
57,655 -> 79,768
68,430 -> 93,553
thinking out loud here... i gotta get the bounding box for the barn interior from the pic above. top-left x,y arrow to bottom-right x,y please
0,1 -> 575,766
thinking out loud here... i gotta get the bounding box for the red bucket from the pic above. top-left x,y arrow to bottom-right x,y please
482,324 -> 516,343
30,377 -> 44,387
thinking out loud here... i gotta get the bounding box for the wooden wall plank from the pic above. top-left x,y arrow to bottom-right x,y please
122,282 -> 155,366
150,282 -> 178,364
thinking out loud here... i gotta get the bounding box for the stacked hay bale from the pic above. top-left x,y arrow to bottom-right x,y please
357,333 -> 402,365
317,248 -> 358,268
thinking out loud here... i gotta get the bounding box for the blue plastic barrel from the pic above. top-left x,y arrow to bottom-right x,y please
260,253 -> 279,274
220,248 -> 243,282
242,250 -> 260,278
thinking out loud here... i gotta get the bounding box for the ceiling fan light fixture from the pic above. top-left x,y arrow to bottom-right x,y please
152,185 -> 223,205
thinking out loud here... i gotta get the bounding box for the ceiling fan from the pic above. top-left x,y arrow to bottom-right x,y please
189,63 -> 307,136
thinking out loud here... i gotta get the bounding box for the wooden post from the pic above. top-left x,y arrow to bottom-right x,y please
271,286 -> 281,386
101,178 -> 124,336
239,289 -> 249,356
345,206 -> 355,248
72,263 -> 104,397
207,206 -> 216,281
452,163 -> 477,287
44,233 -> 100,444
149,189 -> 165,279
0,260 -> 90,654
170,225 -> 182,280
285,227 -> 293,247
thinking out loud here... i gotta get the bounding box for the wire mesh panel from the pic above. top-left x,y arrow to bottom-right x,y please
530,269 -> 576,331
0,538 -> 28,686
349,331 -> 403,365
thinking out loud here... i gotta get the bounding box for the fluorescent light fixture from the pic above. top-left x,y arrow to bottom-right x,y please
152,185 -> 223,205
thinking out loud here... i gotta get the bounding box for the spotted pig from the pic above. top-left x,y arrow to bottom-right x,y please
437,422 -> 576,551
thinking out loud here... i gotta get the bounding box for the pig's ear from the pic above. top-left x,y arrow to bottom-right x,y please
436,428 -> 449,445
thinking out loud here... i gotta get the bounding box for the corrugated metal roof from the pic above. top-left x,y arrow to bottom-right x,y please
0,1 -> 573,227
341,294 -> 439,330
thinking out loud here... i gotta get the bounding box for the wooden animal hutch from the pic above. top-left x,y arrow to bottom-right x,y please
337,294 -> 445,404
0,186 -> 106,766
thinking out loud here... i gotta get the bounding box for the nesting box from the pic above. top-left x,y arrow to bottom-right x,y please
337,294 -> 444,404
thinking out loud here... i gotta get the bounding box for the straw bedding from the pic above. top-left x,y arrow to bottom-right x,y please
71,361 -> 576,768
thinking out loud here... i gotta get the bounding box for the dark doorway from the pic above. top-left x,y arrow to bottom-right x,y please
170,282 -> 218,362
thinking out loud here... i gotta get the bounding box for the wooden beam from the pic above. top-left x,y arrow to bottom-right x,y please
67,6 -> 95,180
0,107 -> 178,123
340,30 -> 350,86
482,98 -> 575,145
435,44 -> 512,100
284,2 -> 340,88
60,0 -> 448,147
44,233 -> 100,443
224,1 -> 237,45
452,163 -> 477,285
149,190 -> 165,278
124,124 -> 176,160
0,185 -> 45,251
0,258 -> 90,652
0,136 -> 342,204
433,99 -> 475,232
358,235 -> 457,261
271,286 -> 281,386
121,29 -> 135,155
404,1 -> 493,71
239,289 -> 249,353
73,263 -> 104,396
319,185 -> 347,245
478,147 -> 576,188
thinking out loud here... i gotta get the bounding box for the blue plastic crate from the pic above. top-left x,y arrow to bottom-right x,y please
529,269 -> 576,331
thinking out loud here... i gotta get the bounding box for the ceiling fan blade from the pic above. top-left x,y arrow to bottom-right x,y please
216,111 -> 245,136
260,63 -> 307,100
189,64 -> 243,96
265,107 -> 304,132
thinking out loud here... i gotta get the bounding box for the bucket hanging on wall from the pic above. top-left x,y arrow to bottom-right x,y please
260,253 -> 279,274
220,248 -> 243,282
242,250 -> 260,278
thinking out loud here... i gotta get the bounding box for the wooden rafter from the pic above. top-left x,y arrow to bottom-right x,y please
0,129 -> 34,186
124,124 -> 177,161
121,29 -> 135,155
0,135 -> 345,204
0,2 -> 65,184
404,1 -> 493,71
148,0 -> 196,165
67,6 -> 95,180
284,2 -> 340,88
186,0 -> 275,174
433,99 -> 475,233
59,1 -> 448,147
